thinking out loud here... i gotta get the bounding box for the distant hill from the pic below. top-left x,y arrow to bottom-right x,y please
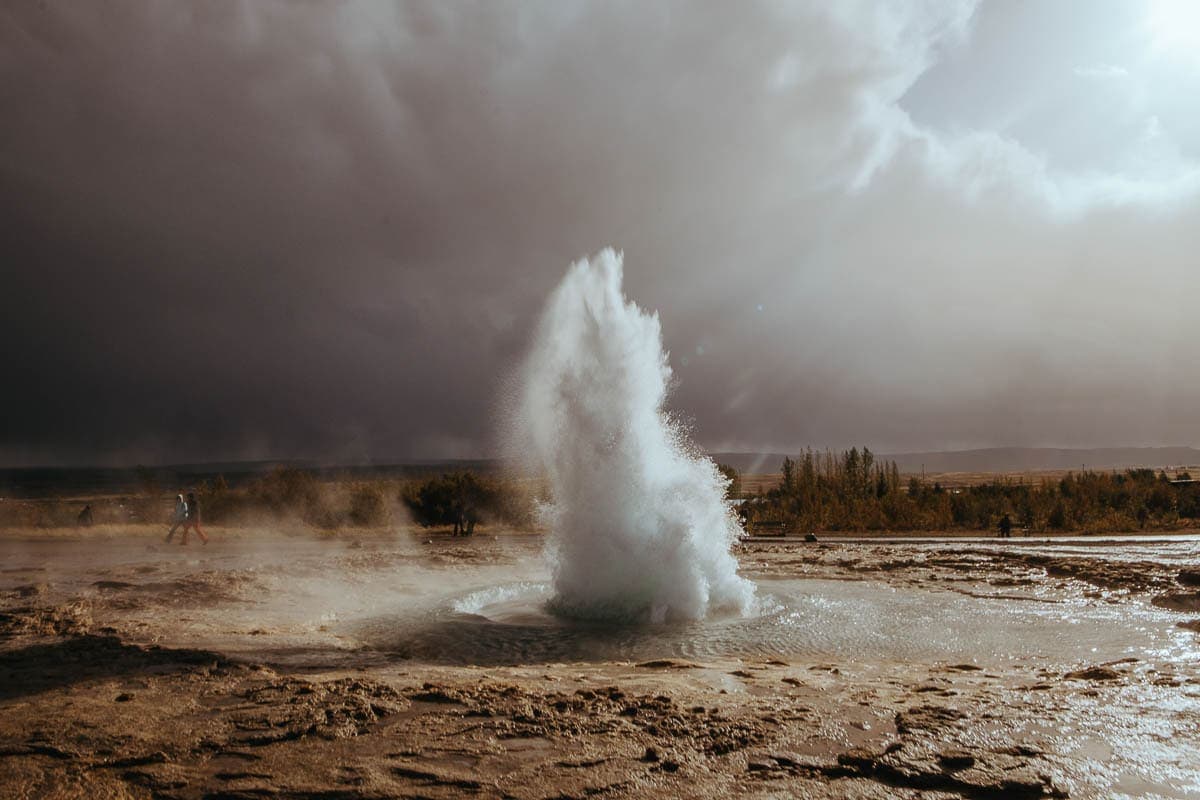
10,448 -> 1200,497
884,447 -> 1200,474
709,453 -> 793,474
0,458 -> 502,498
711,447 -> 1200,475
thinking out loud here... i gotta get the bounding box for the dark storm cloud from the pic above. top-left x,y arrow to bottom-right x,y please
2,1 -> 1199,466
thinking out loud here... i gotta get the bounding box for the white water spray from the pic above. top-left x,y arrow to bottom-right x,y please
513,250 -> 756,622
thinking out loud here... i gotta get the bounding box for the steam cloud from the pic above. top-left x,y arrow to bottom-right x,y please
513,250 -> 755,622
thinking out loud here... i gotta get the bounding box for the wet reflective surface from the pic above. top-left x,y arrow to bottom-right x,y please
357,576 -> 1197,666
2,533 -> 1197,669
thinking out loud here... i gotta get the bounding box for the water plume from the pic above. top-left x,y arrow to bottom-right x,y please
513,250 -> 756,622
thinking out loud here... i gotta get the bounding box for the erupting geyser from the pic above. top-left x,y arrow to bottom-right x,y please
513,250 -> 756,622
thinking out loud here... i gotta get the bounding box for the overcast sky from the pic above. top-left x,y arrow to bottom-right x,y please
3,0 -> 1200,466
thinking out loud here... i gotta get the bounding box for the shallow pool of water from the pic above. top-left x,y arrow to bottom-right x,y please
357,577 -> 1198,667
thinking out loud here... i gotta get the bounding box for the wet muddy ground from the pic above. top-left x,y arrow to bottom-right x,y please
1,528 -> 1199,799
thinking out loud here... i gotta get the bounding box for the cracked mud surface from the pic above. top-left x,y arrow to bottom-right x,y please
1,530 -> 1198,798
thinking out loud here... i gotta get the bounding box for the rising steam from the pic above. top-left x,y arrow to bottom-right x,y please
512,250 -> 756,622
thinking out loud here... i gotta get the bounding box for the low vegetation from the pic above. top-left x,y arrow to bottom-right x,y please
0,466 -> 537,534
195,469 -> 394,529
401,471 -> 537,535
5,456 -> 1198,536
741,448 -> 1200,534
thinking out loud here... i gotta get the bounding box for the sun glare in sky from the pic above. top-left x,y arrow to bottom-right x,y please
1146,0 -> 1200,58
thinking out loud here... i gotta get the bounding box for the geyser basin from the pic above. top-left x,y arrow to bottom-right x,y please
359,577 -> 1197,667
6,535 -> 1195,674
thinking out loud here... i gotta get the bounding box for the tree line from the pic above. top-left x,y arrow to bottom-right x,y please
737,448 -> 1200,533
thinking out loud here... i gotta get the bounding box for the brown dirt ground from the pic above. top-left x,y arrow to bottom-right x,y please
1,527 -> 1198,799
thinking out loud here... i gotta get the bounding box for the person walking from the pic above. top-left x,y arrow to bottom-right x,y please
180,491 -> 208,545
998,513 -> 1013,539
165,494 -> 188,542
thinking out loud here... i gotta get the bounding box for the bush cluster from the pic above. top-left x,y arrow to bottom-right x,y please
401,471 -> 535,535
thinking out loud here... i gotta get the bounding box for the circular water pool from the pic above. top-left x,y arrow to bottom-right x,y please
356,577 -> 1198,666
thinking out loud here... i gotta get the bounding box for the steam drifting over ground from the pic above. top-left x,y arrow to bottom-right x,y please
511,250 -> 755,622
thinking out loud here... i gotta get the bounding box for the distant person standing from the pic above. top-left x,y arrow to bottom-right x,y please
998,513 -> 1013,539
165,494 -> 188,543
180,491 -> 208,545
77,504 -> 94,527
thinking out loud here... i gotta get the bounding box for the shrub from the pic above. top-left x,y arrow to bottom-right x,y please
402,471 -> 534,535
347,483 -> 389,527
